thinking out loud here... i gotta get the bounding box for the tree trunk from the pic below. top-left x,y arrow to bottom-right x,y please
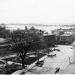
20,52 -> 27,68
22,58 -> 25,68
37,49 -> 39,62
47,48 -> 50,55
35,51 -> 37,57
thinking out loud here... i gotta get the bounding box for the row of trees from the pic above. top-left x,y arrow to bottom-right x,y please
11,26 -> 47,68
0,25 -> 51,68
0,26 -> 11,38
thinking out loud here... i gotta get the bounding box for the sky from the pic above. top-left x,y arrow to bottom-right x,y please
0,0 -> 75,24
0,0 -> 75,31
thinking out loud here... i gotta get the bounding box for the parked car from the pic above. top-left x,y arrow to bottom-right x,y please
47,53 -> 56,57
53,48 -> 60,52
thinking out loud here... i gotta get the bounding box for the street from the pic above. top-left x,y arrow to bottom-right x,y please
26,45 -> 74,74
43,45 -> 74,70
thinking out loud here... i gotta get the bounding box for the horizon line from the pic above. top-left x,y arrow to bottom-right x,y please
0,23 -> 75,27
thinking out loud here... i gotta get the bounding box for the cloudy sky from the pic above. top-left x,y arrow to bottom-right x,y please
0,0 -> 75,25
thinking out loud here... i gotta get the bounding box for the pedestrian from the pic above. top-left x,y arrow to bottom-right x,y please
55,67 -> 60,74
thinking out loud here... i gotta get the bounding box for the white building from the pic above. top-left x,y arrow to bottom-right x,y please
72,41 -> 75,63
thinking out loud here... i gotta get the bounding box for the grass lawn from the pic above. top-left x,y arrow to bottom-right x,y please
2,57 -> 16,61
0,48 -> 15,57
0,63 -> 22,74
1,53 -> 46,74
0,46 -> 48,74
2,53 -> 46,65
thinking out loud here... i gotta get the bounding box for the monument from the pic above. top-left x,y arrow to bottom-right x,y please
71,41 -> 75,63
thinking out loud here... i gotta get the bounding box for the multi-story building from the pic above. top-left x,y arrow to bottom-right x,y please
43,33 -> 56,47
52,28 -> 75,44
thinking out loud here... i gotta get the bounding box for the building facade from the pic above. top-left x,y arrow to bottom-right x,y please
52,28 -> 75,44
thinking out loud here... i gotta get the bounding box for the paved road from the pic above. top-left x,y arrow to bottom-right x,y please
44,45 -> 74,70
26,45 -> 74,74
59,63 -> 75,74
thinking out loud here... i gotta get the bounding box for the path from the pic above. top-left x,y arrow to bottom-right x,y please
59,64 -> 75,74
0,54 -> 16,60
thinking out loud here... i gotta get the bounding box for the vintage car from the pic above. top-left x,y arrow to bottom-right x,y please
53,48 -> 60,52
47,53 -> 56,57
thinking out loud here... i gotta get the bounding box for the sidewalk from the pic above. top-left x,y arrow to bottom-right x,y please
59,63 -> 75,74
